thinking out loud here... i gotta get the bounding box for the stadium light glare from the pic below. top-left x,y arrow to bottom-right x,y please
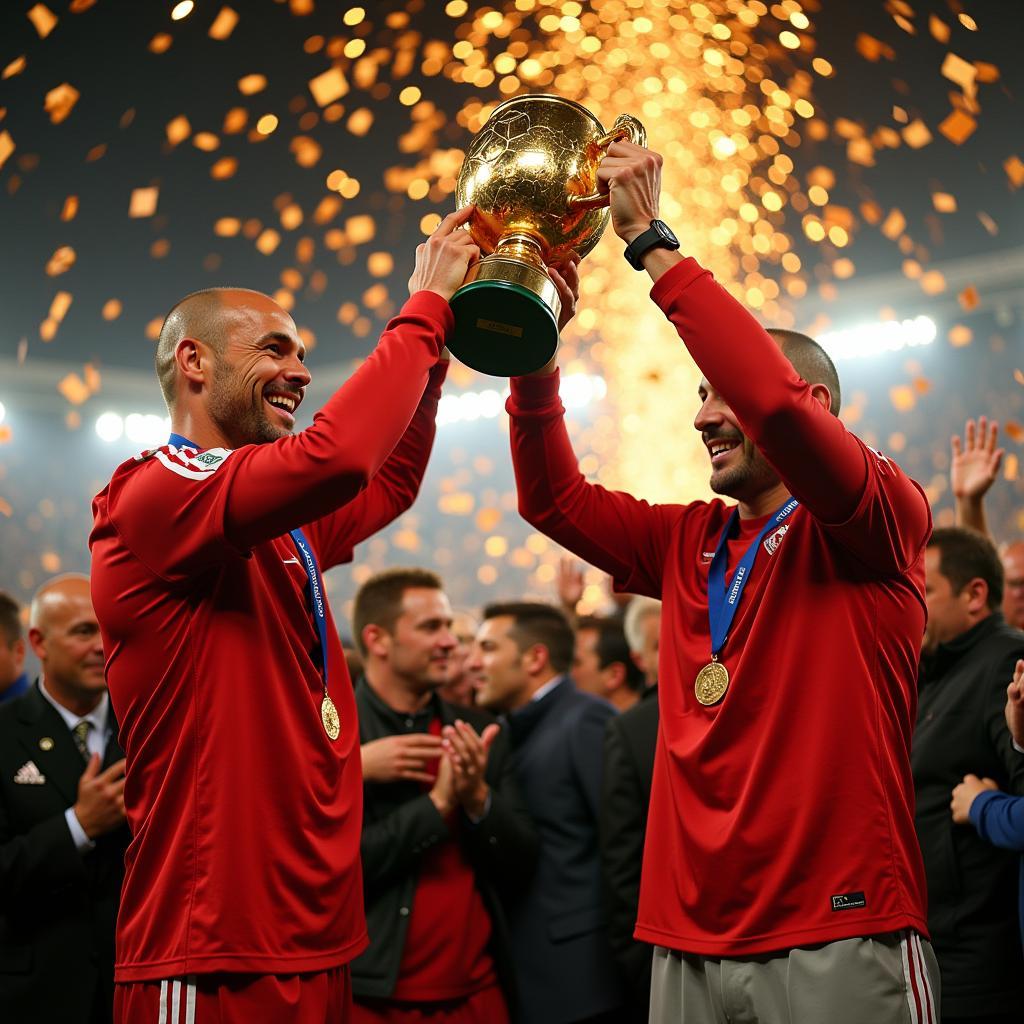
817,315 -> 937,360
95,412 -> 124,442
95,412 -> 171,445
0,400 -> 6,426
435,373 -> 606,427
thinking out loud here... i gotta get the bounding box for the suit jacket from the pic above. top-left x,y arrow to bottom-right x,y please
913,614 -> 1024,1018
504,676 -> 625,1024
352,681 -> 538,1006
0,683 -> 129,1024
600,685 -> 658,1021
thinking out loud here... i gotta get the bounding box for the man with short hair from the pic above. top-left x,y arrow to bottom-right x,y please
469,601 -> 624,1024
351,569 -> 536,1023
913,527 -> 1024,1023
0,591 -> 28,703
0,574 -> 129,1023
622,596 -> 660,688
572,616 -> 645,712
89,210 -> 479,1024
508,142 -> 938,1022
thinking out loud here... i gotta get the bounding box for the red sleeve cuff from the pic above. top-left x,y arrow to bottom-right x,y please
649,256 -> 711,311
507,367 -> 562,414
403,290 -> 456,336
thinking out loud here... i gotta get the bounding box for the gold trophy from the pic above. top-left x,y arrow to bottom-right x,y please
448,95 -> 646,376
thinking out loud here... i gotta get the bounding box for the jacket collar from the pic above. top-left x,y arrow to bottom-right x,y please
504,674 -> 570,746
927,612 -> 1004,679
356,675 -> 443,730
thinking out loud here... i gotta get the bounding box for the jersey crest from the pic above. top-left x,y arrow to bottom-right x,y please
763,522 -> 791,556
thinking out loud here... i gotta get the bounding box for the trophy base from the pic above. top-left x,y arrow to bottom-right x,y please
448,280 -> 559,377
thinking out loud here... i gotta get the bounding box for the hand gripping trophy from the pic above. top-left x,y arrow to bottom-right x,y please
447,95 -> 646,376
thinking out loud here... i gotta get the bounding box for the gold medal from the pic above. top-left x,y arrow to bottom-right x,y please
321,695 -> 340,740
694,660 -> 729,706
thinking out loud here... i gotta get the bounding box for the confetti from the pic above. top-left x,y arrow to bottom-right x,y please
901,120 -> 932,148
889,385 -> 916,411
101,299 -> 122,321
129,186 -> 159,218
931,192 -> 956,213
238,74 -> 268,95
1014,370 -> 1024,388
1004,423 -> 1024,443
308,67 -> 350,107
974,62 -> 999,84
855,34 -> 894,61
920,270 -> 946,296
0,131 -> 14,171
938,109 -> 976,144
940,53 -> 977,96
1004,156 -> 1024,189
948,325 -> 972,347
27,4 -> 57,38
45,246 -> 76,276
2,57 -> 26,80
166,115 -> 191,145
208,7 -> 239,40
958,286 -> 979,311
44,83 -> 80,125
880,208 -> 906,240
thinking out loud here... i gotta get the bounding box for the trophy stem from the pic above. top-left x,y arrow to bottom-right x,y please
493,233 -> 547,268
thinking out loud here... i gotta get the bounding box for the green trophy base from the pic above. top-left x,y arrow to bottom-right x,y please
448,280 -> 559,378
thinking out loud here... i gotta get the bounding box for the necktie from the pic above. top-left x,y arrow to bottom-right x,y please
71,720 -> 92,762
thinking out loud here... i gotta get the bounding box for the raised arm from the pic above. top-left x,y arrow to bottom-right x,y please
951,416 -> 1003,540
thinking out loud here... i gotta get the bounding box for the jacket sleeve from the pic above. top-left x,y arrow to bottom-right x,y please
304,361 -> 447,570
507,372 -> 684,597
0,807 -> 88,906
359,791 -> 452,894
989,645 -> 1024,797
599,715 -> 650,986
104,293 -> 451,582
651,259 -> 932,575
969,789 -> 1024,852
463,728 -> 539,889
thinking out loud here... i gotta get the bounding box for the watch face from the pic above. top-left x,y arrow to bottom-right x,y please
654,220 -> 678,245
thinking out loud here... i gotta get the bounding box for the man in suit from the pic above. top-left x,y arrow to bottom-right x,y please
0,574 -> 129,1023
351,569 -> 538,1023
0,591 -> 29,703
470,601 -> 624,1024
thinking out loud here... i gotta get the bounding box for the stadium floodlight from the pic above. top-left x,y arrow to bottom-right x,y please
817,315 -> 937,360
0,400 -> 5,426
435,373 -> 606,427
95,412 -> 124,443
96,412 -> 170,445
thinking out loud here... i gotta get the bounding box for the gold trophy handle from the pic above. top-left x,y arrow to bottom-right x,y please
568,114 -> 648,211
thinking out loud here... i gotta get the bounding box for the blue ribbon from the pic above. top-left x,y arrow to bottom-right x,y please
707,497 -> 800,657
168,434 -> 328,684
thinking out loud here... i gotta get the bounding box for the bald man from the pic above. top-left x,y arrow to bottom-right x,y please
90,211 -> 480,1024
0,574 -> 129,1024
1003,542 -> 1024,631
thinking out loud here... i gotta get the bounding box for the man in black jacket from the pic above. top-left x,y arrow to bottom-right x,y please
913,527 -> 1024,1024
470,601 -> 625,1024
0,575 -> 129,1024
350,568 -> 537,1023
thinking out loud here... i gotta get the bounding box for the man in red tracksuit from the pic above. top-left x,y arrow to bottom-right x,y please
89,209 -> 478,1024
508,145 -> 938,1023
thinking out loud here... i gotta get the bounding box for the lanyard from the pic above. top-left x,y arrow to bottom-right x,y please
706,497 -> 799,657
168,433 -> 328,687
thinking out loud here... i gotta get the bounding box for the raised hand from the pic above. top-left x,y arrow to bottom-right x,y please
951,416 -> 1004,502
549,254 -> 581,335
596,140 -> 664,243
1006,659 -> 1024,749
407,205 -> 480,301
73,755 -> 127,839
557,555 -> 585,614
442,719 -> 499,819
360,733 -> 443,785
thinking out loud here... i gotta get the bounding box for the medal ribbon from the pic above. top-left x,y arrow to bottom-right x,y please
707,497 -> 800,657
168,434 -> 329,689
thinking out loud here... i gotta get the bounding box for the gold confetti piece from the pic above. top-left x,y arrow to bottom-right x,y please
958,12 -> 978,31
902,259 -> 922,280
50,291 -> 72,321
932,192 -> 957,213
855,33 -> 894,62
40,318 -> 58,341
101,299 -> 122,321
256,229 -> 281,254
1005,454 -> 1019,482
129,186 -> 159,218
1004,156 -> 1024,189
0,495 -> 11,512
1014,369 -> 1024,387
439,493 -> 475,516
290,135 -> 322,167
2,56 -> 26,80
846,138 -> 875,166
210,157 -> 237,180
69,0 -> 96,11
65,410 -> 81,430
941,52 -> 977,96
347,108 -> 374,136
367,252 -> 393,277
948,324 -> 972,347
938,108 -> 976,144
974,61 -> 999,84
308,67 -> 350,107
149,33 -> 173,54
85,143 -> 106,162
256,114 -> 278,135
150,238 -> 170,258
192,132 -> 220,151
145,318 -> 162,341
27,3 -> 57,38
238,74 -> 268,95
214,217 -> 240,236
901,120 -> 932,148
891,105 -> 908,124
58,373 -> 90,405
45,245 -> 76,276
208,6 -> 238,40
0,131 -> 14,171
912,377 -> 932,395
171,0 -> 193,20
223,107 -> 248,133
880,208 -> 906,240
889,385 -> 916,411
1004,422 -> 1024,443
920,270 -> 946,296
166,115 -> 191,145
958,285 -> 979,311
280,203 -> 303,229
44,83 -> 80,125
83,363 -> 101,392
291,0 -> 314,14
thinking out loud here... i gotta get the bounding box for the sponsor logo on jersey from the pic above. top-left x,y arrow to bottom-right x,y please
194,451 -> 223,466
154,445 -> 233,481
830,890 -> 867,911
700,550 -> 716,563
763,522 -> 791,555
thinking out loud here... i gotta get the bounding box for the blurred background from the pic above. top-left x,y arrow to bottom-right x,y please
1,0 -> 1021,641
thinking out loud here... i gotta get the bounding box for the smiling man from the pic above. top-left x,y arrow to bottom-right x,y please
89,209 -> 479,1024
507,142 -> 937,1024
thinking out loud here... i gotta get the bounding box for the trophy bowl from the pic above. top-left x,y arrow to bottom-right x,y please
448,95 -> 646,377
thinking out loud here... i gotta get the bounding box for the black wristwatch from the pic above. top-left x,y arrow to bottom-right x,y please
623,220 -> 680,270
